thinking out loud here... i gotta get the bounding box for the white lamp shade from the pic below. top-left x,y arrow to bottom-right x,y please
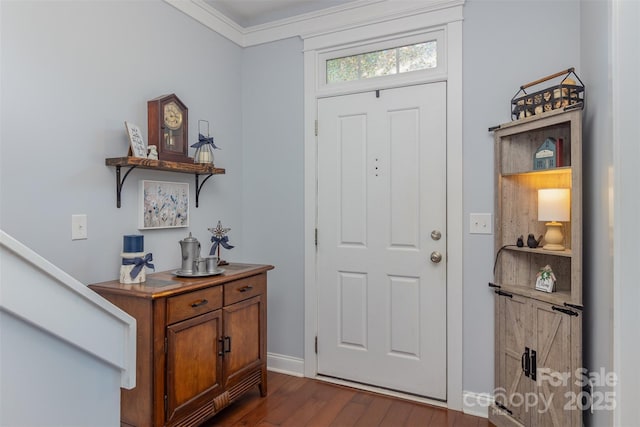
538,188 -> 570,222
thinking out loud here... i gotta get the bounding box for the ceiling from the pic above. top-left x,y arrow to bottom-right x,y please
202,0 -> 358,27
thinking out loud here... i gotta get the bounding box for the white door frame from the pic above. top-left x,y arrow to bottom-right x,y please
302,4 -> 464,410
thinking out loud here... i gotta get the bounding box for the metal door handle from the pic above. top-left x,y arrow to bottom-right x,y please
430,251 -> 442,263
431,230 -> 442,241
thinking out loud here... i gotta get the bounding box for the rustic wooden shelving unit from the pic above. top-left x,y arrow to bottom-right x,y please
105,157 -> 225,208
489,109 -> 583,427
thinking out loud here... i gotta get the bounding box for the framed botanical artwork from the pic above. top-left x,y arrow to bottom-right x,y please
125,121 -> 148,158
138,180 -> 189,230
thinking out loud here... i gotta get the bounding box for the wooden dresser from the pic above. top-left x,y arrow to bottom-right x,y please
89,263 -> 273,427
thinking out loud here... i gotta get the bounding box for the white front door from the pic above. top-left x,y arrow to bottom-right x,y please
316,82 -> 447,399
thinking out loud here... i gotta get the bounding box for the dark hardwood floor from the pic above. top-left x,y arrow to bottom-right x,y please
202,371 -> 493,427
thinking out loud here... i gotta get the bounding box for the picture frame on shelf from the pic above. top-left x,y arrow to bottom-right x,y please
535,264 -> 556,293
138,180 -> 189,230
125,121 -> 148,158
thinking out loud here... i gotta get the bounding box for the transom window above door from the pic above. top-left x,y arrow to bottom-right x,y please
326,40 -> 437,83
318,29 -> 445,91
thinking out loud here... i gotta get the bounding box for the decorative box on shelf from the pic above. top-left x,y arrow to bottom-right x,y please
511,67 -> 585,121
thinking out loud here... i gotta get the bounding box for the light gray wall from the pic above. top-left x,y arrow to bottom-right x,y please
462,0 -> 581,394
581,1 -> 614,425
240,37 -> 305,358
0,1 -> 244,284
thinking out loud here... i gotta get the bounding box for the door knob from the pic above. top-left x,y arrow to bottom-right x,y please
430,251 -> 443,264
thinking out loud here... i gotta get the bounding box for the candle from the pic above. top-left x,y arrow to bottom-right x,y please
123,235 -> 144,253
196,150 -> 213,164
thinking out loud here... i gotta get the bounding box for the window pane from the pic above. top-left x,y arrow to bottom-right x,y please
398,41 -> 437,73
360,49 -> 397,79
327,56 -> 359,83
326,40 -> 437,84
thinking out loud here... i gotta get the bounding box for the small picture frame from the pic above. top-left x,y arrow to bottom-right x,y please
125,121 -> 147,158
535,265 -> 556,293
139,180 -> 189,230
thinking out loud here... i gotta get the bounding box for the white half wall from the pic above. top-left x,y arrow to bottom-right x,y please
0,230 -> 136,426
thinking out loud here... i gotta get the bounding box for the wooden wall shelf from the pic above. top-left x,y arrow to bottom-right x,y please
105,157 -> 225,208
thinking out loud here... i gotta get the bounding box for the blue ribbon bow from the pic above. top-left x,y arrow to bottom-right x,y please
191,133 -> 220,149
210,236 -> 234,255
122,253 -> 155,279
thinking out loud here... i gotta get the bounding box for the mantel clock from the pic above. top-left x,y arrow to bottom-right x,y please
148,94 -> 191,163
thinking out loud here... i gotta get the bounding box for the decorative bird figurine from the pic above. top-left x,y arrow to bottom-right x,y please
527,233 -> 538,248
517,235 -> 524,247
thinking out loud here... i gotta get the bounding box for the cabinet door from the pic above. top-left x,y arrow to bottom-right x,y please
530,301 -> 579,427
223,294 -> 265,388
495,293 -> 531,424
166,310 -> 223,425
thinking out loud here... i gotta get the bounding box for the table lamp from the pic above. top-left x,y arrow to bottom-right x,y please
538,188 -> 570,251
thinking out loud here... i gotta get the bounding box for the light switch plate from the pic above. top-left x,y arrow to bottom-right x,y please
470,213 -> 492,234
71,214 -> 88,240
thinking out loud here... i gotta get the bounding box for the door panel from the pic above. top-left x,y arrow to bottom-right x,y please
166,310 -> 223,424
339,272 -> 368,349
496,293 -> 530,424
339,114 -> 368,246
223,295 -> 265,388
317,83 -> 447,399
531,301 -> 576,427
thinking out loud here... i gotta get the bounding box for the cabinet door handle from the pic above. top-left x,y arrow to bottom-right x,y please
522,347 -> 530,377
224,336 -> 232,353
238,285 -> 254,293
218,338 -> 225,356
191,299 -> 208,308
530,349 -> 537,381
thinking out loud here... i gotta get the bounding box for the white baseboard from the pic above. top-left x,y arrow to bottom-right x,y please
462,391 -> 492,418
267,352 -> 304,377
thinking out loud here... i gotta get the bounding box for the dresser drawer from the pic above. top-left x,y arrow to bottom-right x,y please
224,274 -> 266,306
167,286 -> 223,325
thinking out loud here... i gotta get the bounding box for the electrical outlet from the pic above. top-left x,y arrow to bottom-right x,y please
470,213 -> 492,234
71,214 -> 88,240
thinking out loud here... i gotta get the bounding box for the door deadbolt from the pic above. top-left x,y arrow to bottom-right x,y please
430,251 -> 443,263
431,230 -> 442,241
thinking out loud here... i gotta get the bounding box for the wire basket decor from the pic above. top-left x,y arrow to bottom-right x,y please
511,67 -> 585,121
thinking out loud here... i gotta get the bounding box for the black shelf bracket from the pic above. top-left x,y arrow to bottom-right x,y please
552,305 -> 579,317
115,165 -> 138,208
195,173 -> 214,208
495,289 -> 513,298
494,401 -> 513,416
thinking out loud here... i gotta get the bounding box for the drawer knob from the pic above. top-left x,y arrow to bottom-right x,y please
238,285 -> 253,293
191,299 -> 209,308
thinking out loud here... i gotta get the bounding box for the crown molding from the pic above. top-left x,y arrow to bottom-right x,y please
165,0 -> 244,45
165,0 -> 464,47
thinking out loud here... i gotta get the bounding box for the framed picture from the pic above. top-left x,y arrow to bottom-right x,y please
139,180 -> 189,230
125,121 -> 148,158
535,265 -> 556,293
